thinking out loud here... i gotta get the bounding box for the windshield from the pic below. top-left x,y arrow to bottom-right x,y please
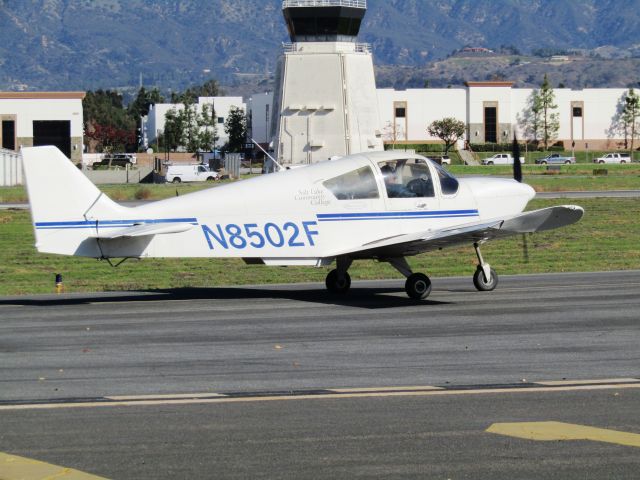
429,160 -> 459,195
378,158 -> 435,198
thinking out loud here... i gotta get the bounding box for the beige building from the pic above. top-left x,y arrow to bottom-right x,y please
0,92 -> 85,163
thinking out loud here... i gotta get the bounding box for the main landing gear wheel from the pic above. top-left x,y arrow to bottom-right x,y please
405,273 -> 432,300
473,266 -> 498,291
325,269 -> 351,294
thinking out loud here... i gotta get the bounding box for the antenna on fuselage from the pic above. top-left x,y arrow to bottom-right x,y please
251,138 -> 284,172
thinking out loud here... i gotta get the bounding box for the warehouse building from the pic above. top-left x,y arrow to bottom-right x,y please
377,82 -> 631,151
0,92 -> 85,163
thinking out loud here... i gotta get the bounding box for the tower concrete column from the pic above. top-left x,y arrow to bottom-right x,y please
271,0 -> 383,169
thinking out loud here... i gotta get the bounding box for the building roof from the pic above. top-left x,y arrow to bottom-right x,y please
0,92 -> 86,100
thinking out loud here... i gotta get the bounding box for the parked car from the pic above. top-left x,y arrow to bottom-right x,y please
594,153 -> 631,164
165,164 -> 219,183
482,154 -> 525,165
92,153 -> 137,167
535,153 -> 576,165
428,155 -> 451,165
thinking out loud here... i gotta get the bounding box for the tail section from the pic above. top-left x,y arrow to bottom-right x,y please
21,146 -> 128,255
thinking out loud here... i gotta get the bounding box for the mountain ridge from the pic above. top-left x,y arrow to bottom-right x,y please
1,0 -> 639,93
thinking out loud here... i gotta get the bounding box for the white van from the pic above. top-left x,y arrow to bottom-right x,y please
165,164 -> 219,183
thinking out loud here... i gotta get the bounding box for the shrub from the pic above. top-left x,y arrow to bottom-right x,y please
384,143 -> 447,152
134,187 -> 152,200
470,143 -> 527,152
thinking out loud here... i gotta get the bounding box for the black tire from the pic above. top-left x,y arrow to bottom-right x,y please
620,160 -> 626,164
598,160 -> 605,164
172,177 -> 181,183
541,161 -> 547,165
487,161 -> 494,165
325,269 -> 351,294
206,176 -> 216,181
473,266 -> 498,292
564,160 -> 571,164
405,273 -> 432,300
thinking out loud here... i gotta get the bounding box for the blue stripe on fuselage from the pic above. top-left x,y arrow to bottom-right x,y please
35,218 -> 199,230
316,210 -> 479,222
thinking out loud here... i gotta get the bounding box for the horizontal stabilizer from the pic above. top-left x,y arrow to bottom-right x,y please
94,222 -> 196,239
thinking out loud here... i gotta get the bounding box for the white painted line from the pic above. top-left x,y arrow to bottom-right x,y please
536,378 -> 639,386
2,382 -> 640,411
105,393 -> 226,401
329,386 -> 443,393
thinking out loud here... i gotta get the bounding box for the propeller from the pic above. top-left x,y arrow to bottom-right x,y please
511,133 -> 529,262
512,133 -> 522,183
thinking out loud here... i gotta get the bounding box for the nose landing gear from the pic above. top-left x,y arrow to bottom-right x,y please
473,242 -> 498,291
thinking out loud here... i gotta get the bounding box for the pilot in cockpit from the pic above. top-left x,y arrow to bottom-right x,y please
380,164 -> 416,198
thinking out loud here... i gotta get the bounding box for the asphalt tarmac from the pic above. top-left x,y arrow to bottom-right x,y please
1,270 -> 639,479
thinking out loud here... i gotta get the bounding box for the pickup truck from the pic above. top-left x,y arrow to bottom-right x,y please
535,153 -> 576,165
481,154 -> 525,165
594,153 -> 631,164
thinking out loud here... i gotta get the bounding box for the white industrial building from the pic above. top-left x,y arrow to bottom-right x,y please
377,82 -> 631,151
143,96 -> 246,149
0,92 -> 85,163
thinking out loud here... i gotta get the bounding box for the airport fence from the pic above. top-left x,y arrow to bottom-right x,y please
0,148 -> 22,186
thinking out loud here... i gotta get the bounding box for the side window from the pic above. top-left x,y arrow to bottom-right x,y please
432,162 -> 459,195
378,159 -> 435,198
323,166 -> 379,200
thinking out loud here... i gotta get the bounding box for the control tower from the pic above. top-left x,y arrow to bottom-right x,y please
270,0 -> 383,168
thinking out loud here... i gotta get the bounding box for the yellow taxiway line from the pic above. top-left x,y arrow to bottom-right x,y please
487,421 -> 640,448
0,452 -> 108,480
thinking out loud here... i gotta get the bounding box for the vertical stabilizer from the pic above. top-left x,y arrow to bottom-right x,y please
21,146 -> 127,255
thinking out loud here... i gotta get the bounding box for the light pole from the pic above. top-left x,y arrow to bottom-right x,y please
212,98 -> 217,163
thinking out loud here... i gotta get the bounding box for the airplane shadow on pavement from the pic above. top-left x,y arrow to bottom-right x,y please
0,285 -> 452,309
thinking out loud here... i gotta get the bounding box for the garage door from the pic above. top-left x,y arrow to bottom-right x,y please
33,120 -> 71,159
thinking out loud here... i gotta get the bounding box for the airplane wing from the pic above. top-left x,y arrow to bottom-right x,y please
92,222 -> 196,240
335,205 -> 584,259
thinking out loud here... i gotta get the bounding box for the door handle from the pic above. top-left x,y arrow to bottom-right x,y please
415,202 -> 427,208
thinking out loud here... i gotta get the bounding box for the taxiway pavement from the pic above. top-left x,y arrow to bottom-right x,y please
1,270 -> 639,479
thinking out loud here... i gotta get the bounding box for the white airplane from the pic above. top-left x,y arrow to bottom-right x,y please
21,146 -> 583,299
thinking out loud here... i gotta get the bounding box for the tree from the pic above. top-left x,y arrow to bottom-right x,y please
518,90 -> 542,144
85,124 -> 136,154
83,90 -> 136,152
427,118 -> 466,154
171,79 -> 221,103
224,107 -> 247,152
622,88 -> 640,157
162,100 -> 218,152
518,75 -> 559,149
536,75 -> 560,150
163,108 -> 185,152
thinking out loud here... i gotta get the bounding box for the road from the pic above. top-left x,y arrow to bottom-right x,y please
1,270 -> 639,479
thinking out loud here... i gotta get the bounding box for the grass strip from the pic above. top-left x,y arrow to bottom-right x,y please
0,198 -> 638,295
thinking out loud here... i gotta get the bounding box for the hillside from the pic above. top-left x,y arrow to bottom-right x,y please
1,0 -> 639,94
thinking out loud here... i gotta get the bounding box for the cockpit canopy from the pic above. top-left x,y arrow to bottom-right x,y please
322,156 -> 459,200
